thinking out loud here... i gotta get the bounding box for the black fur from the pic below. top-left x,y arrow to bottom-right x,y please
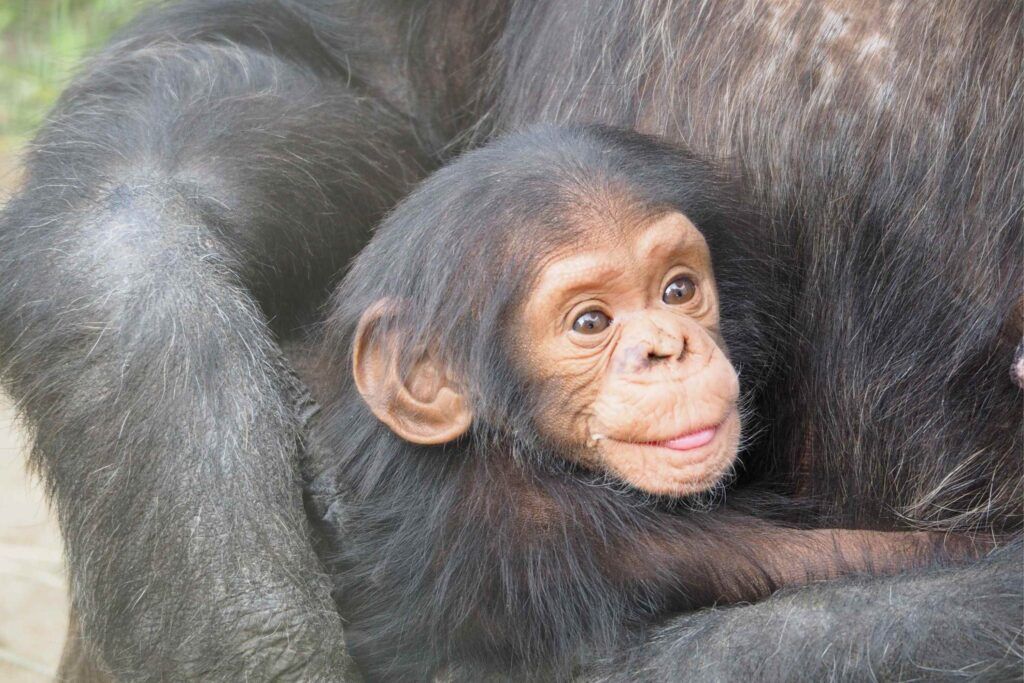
0,0 -> 1019,680
305,125 -> 793,679
0,1 -> 441,678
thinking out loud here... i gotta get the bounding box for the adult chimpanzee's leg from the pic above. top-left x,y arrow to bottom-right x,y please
0,1 -> 443,677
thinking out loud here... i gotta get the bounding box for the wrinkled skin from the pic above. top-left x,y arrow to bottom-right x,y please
521,212 -> 741,496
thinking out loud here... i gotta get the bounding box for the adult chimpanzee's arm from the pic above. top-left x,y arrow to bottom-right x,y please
0,2 -> 440,677
589,542 -> 1023,682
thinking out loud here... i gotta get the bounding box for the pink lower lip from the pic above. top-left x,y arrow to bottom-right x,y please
651,426 -> 717,451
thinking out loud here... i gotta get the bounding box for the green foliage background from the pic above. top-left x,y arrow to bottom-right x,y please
0,0 -> 141,153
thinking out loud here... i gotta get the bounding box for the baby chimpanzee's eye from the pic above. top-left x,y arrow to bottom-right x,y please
572,310 -> 611,334
663,276 -> 697,305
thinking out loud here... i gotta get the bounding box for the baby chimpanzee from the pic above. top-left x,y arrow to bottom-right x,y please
301,125 -> 982,681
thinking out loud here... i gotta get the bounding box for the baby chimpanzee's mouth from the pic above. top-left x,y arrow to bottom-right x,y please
646,425 -> 719,451
594,410 -> 735,453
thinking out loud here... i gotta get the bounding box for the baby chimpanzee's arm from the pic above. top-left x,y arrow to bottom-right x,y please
614,514 -> 989,609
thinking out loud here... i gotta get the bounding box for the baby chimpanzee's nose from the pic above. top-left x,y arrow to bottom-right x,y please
614,312 -> 692,372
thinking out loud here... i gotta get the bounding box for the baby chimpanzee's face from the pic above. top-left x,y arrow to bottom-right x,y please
518,212 -> 741,496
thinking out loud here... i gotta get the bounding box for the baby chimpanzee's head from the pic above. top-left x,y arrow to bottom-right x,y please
329,125 -> 763,497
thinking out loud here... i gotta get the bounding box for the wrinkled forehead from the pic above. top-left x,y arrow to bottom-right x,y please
526,211 -> 711,300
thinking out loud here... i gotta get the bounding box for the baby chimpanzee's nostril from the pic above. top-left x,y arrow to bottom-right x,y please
647,337 -> 686,364
647,350 -> 671,363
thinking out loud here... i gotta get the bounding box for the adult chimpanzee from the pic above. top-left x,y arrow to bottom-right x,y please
302,124 -> 991,680
0,0 -> 1019,681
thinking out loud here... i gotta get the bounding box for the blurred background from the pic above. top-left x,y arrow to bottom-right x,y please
1,1 -> 141,680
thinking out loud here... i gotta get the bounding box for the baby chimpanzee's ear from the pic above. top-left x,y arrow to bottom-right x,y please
352,300 -> 472,444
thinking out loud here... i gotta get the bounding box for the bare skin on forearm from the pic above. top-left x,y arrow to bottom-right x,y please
613,520 -> 990,607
